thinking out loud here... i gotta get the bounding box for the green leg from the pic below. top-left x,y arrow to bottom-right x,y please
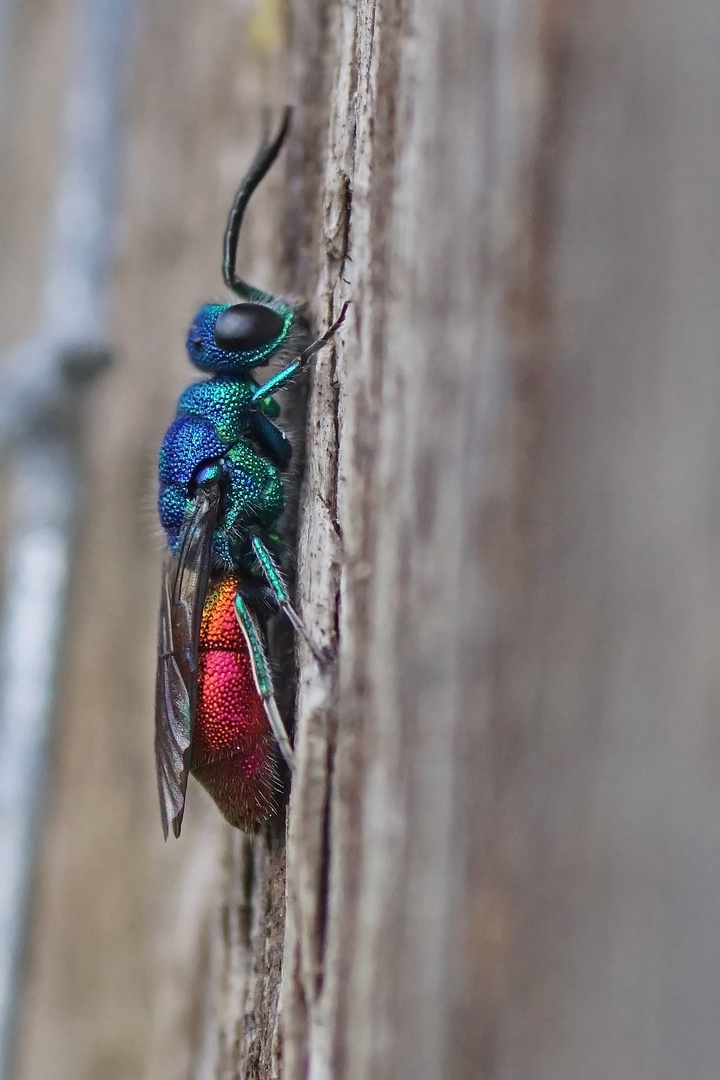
250,535 -> 331,667
234,594 -> 295,771
250,300 -> 351,403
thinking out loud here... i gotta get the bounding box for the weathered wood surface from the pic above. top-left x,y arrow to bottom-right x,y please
4,0 -> 720,1076
290,0 -> 720,1077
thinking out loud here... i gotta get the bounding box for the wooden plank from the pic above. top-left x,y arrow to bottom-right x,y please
285,0 -> 720,1077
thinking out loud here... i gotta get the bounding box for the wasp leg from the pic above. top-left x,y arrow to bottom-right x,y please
234,594 -> 295,771
250,535 -> 332,668
249,409 -> 292,469
250,300 -> 351,403
235,580 -> 279,609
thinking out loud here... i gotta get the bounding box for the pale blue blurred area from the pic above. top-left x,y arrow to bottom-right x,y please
0,0 -> 131,1073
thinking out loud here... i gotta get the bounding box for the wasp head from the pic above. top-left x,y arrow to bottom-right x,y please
186,301 -> 296,373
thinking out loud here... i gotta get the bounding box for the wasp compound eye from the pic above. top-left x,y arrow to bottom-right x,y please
213,304 -> 285,352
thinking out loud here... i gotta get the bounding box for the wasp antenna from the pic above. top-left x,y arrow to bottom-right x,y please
223,106 -> 293,298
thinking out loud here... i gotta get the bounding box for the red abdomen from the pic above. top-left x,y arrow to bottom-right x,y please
191,576 -> 277,828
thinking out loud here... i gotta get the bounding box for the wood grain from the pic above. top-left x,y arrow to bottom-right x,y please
286,0 -> 720,1078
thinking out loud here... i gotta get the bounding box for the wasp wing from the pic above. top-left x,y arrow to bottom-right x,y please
155,482 -> 220,839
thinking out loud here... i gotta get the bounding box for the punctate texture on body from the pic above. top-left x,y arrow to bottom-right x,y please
191,577 -> 277,829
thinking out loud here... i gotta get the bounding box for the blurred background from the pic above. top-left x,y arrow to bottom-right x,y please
0,0 -> 290,1075
3,0 -> 720,1078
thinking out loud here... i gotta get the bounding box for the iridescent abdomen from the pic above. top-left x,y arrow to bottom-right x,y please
191,575 -> 277,828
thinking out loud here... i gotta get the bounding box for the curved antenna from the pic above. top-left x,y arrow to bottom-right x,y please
223,106 -> 293,299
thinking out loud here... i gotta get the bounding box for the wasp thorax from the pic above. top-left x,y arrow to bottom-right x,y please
213,303 -> 285,352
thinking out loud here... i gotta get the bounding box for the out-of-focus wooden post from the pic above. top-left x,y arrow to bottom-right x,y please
280,0 -> 720,1078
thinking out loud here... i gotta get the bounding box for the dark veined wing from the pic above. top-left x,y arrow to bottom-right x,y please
155,481 -> 220,839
